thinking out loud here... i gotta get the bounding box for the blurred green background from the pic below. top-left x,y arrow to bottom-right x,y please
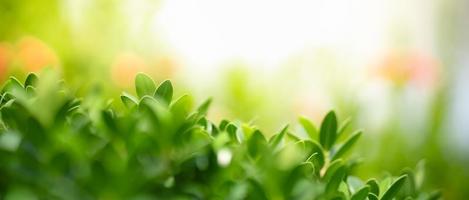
1,0 -> 468,198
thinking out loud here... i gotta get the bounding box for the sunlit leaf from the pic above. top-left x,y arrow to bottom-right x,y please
154,80 -> 173,105
121,92 -> 138,108
299,116 -> 318,141
135,73 -> 156,98
332,130 -> 362,160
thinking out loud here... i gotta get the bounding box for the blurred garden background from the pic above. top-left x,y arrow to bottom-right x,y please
0,0 -> 468,198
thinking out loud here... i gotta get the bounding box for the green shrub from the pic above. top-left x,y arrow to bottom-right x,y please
0,73 -> 440,200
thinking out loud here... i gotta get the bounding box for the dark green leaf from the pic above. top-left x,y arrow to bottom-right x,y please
247,130 -> 267,158
319,111 -> 338,150
154,80 -> 173,105
381,175 -> 408,200
24,73 -> 39,87
325,165 -> 346,194
366,179 -> 380,196
351,186 -> 370,200
135,73 -> 156,98
332,130 -> 362,160
226,123 -> 239,143
324,159 -> 344,182
368,193 -> 379,200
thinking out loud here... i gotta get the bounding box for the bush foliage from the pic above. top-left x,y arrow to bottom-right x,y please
0,73 -> 440,199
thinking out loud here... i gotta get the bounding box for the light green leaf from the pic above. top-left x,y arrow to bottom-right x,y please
135,73 -> 156,98
154,80 -> 173,105
170,95 -> 193,119
337,117 -> 351,137
120,92 -> 138,108
381,175 -> 408,200
299,116 -> 318,141
319,111 -> 338,150
269,125 -> 289,149
197,98 -> 212,116
332,130 -> 362,160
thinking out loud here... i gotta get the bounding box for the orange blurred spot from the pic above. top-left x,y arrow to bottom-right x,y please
16,36 -> 59,72
111,52 -> 148,87
374,51 -> 439,88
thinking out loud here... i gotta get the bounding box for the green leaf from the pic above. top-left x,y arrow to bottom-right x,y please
332,130 -> 362,160
319,111 -> 338,150
325,165 -> 346,194
2,77 -> 24,94
154,80 -> 173,105
366,179 -> 380,196
135,73 -> 156,98
247,130 -> 267,158
120,92 -> 138,108
381,175 -> 408,200
25,86 -> 36,97
170,95 -> 193,119
299,116 -> 318,140
324,159 -> 344,182
427,190 -> 442,200
269,125 -> 289,149
24,73 -> 39,87
337,117 -> 351,137
304,140 -> 325,171
351,186 -> 370,200
197,98 -> 212,116
368,193 -> 379,200
226,123 -> 239,143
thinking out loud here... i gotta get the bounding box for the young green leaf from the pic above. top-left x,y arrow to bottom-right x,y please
170,95 -> 193,119
381,175 -> 408,200
121,92 -> 138,108
197,98 -> 212,116
332,130 -> 362,160
299,116 -> 318,141
319,111 -> 338,150
325,165 -> 346,194
24,73 -> 39,87
135,73 -> 156,98
366,179 -> 380,196
269,125 -> 289,149
337,117 -> 351,137
351,186 -> 370,200
324,159 -> 344,182
154,80 -> 173,105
